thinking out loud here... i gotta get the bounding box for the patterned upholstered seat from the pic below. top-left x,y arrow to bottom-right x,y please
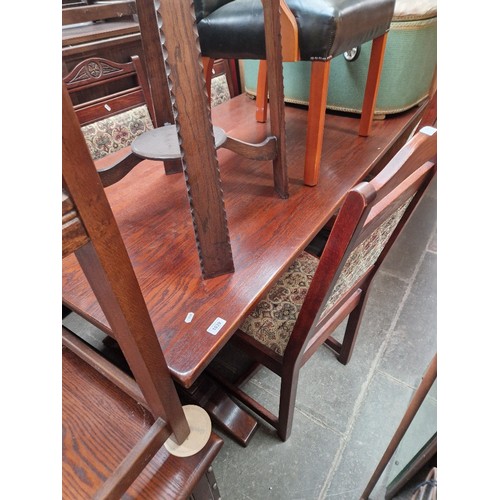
210,74 -> 232,107
241,200 -> 410,356
241,251 -> 319,356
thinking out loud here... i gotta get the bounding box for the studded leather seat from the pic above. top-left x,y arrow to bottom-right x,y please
196,0 -> 395,61
195,0 -> 396,187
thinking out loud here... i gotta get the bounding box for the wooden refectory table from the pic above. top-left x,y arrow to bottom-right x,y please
62,94 -> 428,442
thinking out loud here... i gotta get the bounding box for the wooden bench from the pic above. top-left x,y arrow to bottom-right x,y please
63,346 -> 223,499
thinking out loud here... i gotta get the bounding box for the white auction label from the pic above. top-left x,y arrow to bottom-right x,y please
207,317 -> 226,335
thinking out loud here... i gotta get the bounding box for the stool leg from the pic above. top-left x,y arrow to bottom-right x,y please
163,159 -> 183,175
359,32 -> 389,137
303,59 -> 330,187
256,60 -> 268,123
202,57 -> 214,104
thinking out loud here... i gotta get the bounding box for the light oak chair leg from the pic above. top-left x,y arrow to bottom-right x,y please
303,59 -> 331,187
202,56 -> 214,103
256,60 -> 269,123
359,32 -> 389,137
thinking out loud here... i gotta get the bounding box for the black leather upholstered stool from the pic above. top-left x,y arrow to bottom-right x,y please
195,0 -> 396,186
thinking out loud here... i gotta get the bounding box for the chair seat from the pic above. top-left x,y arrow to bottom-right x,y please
241,202 -> 410,356
197,0 -> 395,61
131,124 -> 227,160
62,346 -> 224,498
240,251 -> 319,356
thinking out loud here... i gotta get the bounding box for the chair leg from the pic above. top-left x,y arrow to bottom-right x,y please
163,159 -> 183,175
202,57 -> 214,103
336,290 -> 370,365
359,32 -> 389,137
256,60 -> 268,123
303,59 -> 331,187
277,366 -> 300,441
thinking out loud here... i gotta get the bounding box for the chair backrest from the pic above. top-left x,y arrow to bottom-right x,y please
288,127 -> 437,362
63,55 -> 156,159
195,0 -> 299,61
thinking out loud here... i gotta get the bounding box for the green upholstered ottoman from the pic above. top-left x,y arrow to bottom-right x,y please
241,0 -> 437,117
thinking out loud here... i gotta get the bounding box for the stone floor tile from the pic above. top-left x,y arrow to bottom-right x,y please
378,253 -> 437,388
427,226 -> 437,253
323,372 -> 415,500
212,397 -> 343,500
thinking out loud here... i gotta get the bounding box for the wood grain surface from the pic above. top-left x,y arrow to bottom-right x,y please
62,94 -> 428,388
62,347 -> 223,498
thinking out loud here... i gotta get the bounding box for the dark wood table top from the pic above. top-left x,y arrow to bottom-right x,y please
62,94 -> 426,387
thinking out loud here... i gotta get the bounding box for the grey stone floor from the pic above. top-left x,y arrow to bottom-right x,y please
209,177 -> 437,500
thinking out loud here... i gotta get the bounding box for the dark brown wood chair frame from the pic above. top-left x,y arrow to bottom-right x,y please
63,55 -> 156,126
209,126 -> 437,441
63,54 -> 182,181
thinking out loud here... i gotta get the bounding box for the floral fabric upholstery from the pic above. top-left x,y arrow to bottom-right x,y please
240,251 -> 319,356
211,74 -> 231,107
82,78 -> 230,160
321,199 -> 411,317
240,200 -> 412,356
81,105 -> 154,160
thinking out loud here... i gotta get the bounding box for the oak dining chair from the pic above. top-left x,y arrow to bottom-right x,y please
63,55 -> 156,160
63,54 -> 190,182
208,126 -> 437,441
